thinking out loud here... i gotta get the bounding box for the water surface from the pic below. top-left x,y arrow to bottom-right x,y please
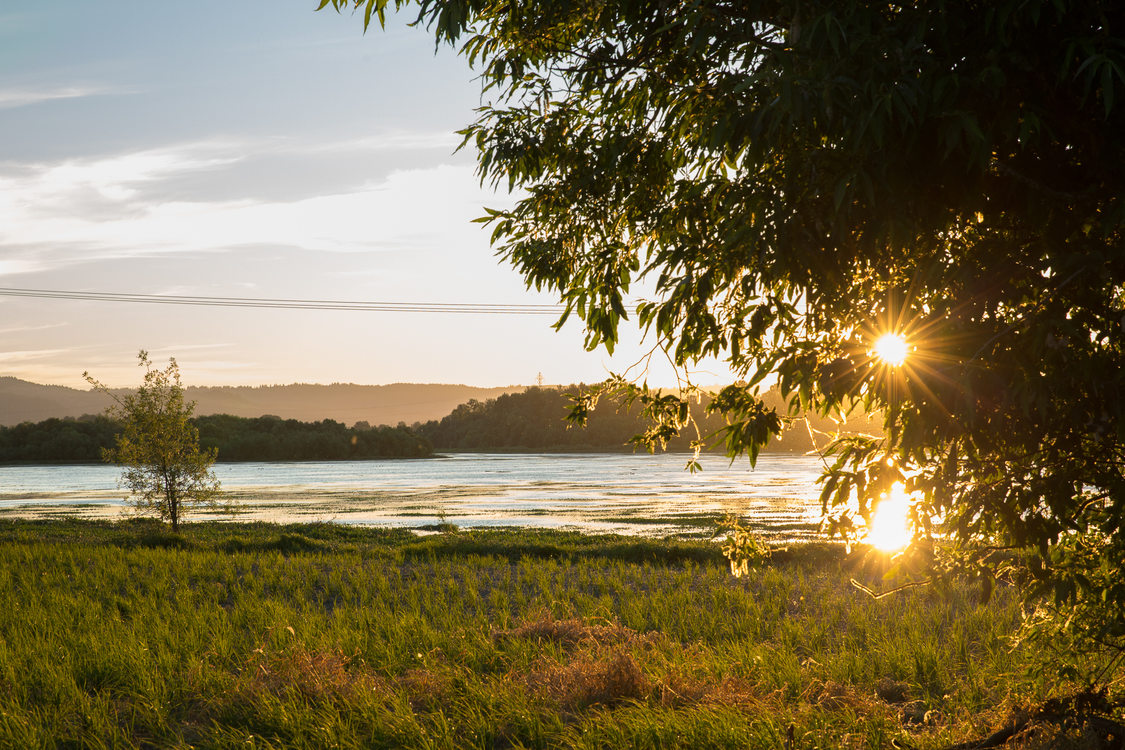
0,452 -> 825,538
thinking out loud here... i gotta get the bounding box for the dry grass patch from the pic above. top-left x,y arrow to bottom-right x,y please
526,650 -> 648,709
499,614 -> 660,709
232,639 -> 381,705
654,672 -> 771,709
521,651 -> 784,714
397,667 -> 455,711
874,677 -> 914,705
500,614 -> 781,713
802,679 -> 888,713
494,613 -> 643,650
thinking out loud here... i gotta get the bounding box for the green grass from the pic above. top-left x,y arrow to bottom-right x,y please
0,518 -> 1102,748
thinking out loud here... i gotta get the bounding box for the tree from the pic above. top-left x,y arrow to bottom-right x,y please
85,352 -> 224,532
328,1 -> 1125,665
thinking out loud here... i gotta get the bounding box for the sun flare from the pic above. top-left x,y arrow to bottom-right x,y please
866,482 -> 913,551
873,333 -> 909,366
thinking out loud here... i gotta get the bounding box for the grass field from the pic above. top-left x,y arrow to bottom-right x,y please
0,518 -> 1110,748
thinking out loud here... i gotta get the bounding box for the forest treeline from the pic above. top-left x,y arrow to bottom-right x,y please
0,414 -> 432,463
1,386 -> 878,462
415,386 -> 880,453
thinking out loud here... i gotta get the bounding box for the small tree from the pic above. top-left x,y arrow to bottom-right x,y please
85,351 -> 223,532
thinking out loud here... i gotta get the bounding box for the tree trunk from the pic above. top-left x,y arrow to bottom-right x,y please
168,479 -> 178,533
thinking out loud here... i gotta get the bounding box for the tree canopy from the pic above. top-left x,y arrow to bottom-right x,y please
328,0 -> 1125,663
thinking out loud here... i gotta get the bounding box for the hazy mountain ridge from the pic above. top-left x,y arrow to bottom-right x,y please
0,377 -> 525,427
0,378 -> 115,425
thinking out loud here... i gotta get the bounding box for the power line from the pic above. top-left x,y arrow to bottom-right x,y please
0,287 -> 567,315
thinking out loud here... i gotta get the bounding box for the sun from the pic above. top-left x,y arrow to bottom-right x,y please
873,332 -> 909,366
866,482 -> 913,551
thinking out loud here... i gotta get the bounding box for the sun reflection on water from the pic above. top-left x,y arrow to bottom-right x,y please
866,481 -> 914,551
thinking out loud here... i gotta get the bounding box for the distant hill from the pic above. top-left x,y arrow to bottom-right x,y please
183,383 -> 526,426
0,377 -> 524,427
0,378 -> 114,425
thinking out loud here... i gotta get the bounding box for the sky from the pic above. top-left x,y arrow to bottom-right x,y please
0,2 -> 729,389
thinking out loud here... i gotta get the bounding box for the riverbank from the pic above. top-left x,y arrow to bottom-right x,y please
0,519 -> 1096,748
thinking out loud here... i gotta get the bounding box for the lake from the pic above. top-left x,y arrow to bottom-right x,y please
0,452 -> 826,539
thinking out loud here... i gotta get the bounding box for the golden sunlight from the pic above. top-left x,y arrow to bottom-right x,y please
866,482 -> 913,551
873,332 -> 909,366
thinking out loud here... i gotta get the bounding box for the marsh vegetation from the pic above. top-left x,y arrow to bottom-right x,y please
0,519 -> 1114,748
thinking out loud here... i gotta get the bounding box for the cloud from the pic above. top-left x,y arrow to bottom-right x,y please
0,85 -> 134,110
311,131 -> 462,154
0,258 -> 48,277
0,138 -> 506,270
6,141 -> 244,206
0,347 -> 74,363
0,322 -> 66,336
144,343 -> 234,356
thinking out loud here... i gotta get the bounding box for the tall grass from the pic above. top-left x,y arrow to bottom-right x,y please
0,519 -> 1096,748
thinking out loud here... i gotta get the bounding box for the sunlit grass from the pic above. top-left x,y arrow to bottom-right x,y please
0,518 -> 1098,748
